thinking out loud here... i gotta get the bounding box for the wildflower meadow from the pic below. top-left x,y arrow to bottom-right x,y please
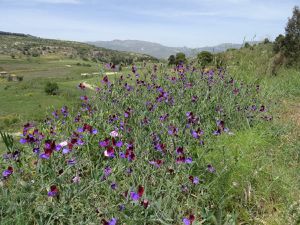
1,62 -> 279,224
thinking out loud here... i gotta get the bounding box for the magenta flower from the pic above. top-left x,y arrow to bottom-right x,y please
102,218 -> 117,225
80,95 -> 89,101
111,182 -> 117,190
104,147 -> 115,158
207,164 -> 216,173
67,158 -> 76,165
2,166 -> 13,178
159,113 -> 169,122
182,215 -> 195,225
189,176 -> 199,184
141,199 -> 149,209
48,185 -> 59,197
149,159 -> 164,168
104,166 -> 112,177
130,191 -> 140,201
115,140 -> 123,147
130,185 -> 144,201
191,128 -> 204,139
61,106 -> 69,117
185,157 -> 193,164
78,124 -> 97,134
101,75 -> 111,85
99,138 -> 110,147
168,125 -> 178,136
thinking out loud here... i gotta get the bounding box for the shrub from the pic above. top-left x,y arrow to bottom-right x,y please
168,55 -> 176,65
263,38 -> 271,44
175,52 -> 187,65
44,81 -> 59,95
197,51 -> 213,67
31,51 -> 40,57
16,76 -> 24,82
273,34 -> 285,53
244,42 -> 250,48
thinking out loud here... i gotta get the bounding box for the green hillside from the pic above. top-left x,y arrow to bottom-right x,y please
0,31 -> 158,64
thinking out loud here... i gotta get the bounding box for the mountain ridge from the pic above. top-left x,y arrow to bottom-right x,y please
88,40 -> 252,59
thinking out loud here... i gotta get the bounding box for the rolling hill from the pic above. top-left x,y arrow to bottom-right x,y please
0,31 -> 158,63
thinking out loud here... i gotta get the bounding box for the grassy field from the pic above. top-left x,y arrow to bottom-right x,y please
0,44 -> 299,224
0,55 -> 100,131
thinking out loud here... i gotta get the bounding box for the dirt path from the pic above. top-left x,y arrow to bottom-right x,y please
82,82 -> 96,91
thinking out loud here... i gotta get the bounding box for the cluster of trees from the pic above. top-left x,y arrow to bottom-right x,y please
273,6 -> 300,67
168,51 -> 215,68
168,53 -> 187,65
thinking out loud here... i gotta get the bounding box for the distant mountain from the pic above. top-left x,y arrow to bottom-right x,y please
0,31 -> 158,63
88,40 -> 249,59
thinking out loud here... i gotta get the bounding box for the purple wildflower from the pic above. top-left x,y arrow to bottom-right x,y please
111,182 -> 117,190
2,166 -> 13,178
48,185 -> 59,197
207,164 -> 216,173
130,191 -> 140,201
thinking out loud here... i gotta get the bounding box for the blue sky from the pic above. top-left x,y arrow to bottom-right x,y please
0,0 -> 298,47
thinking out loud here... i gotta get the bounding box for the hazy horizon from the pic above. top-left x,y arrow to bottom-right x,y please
0,0 -> 298,48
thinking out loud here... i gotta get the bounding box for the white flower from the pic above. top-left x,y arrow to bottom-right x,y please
110,131 -> 119,137
59,141 -> 68,147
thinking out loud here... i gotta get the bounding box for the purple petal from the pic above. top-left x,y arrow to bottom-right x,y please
185,157 -> 193,164
20,138 -> 27,144
109,218 -> 117,225
39,153 -> 50,159
2,170 -> 12,177
62,148 -> 70,154
183,218 -> 191,225
55,145 -> 62,151
130,191 -> 140,201
119,152 -> 125,158
116,140 -> 123,147
193,176 -> 199,184
92,129 -> 98,134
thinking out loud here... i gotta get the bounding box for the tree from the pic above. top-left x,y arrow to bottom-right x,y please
244,42 -> 250,48
45,82 -> 59,95
175,52 -> 187,65
197,51 -> 213,67
168,55 -> 175,65
273,34 -> 285,53
263,38 -> 270,44
284,6 -> 300,66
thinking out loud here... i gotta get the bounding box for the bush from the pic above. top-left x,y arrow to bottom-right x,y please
273,34 -> 285,53
44,82 -> 59,95
197,51 -> 213,67
263,38 -> 271,44
244,42 -> 250,48
175,52 -> 187,65
16,76 -> 24,82
168,55 -> 176,65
